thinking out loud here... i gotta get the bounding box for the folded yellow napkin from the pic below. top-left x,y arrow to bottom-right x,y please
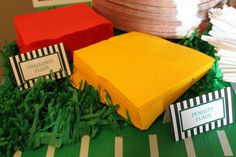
71,32 -> 214,130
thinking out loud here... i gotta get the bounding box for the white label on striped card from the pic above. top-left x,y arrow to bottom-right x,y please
9,43 -> 72,90
169,87 -> 235,141
19,53 -> 61,80
181,98 -> 224,131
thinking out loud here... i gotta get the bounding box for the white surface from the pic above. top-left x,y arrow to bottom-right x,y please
217,130 -> 233,156
46,146 -> 55,157
174,0 -> 201,37
218,49 -> 236,57
13,151 -> 22,157
184,137 -> 196,157
170,105 -> 179,141
115,137 -> 123,157
80,135 -> 90,157
20,53 -> 61,80
181,98 -> 224,131
149,135 -> 159,157
207,6 -> 236,83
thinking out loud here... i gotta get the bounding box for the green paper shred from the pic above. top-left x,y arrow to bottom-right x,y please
0,43 -> 127,157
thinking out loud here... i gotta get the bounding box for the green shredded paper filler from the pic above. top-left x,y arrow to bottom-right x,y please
0,31 -> 228,157
0,43 -> 127,156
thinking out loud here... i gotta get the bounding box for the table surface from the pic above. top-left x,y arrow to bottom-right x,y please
20,108 -> 236,157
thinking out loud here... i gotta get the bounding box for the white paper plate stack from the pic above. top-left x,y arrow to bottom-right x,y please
202,5 -> 236,84
92,0 -> 225,38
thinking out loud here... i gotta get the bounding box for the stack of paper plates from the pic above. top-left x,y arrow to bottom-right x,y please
92,0 -> 225,38
202,5 -> 236,83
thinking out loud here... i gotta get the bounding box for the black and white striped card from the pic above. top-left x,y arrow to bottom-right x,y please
9,43 -> 72,90
169,87 -> 235,141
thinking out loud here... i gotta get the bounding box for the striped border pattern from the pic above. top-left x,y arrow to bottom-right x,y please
169,87 -> 234,141
9,43 -> 71,90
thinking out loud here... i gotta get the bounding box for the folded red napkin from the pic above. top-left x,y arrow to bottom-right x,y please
14,3 -> 114,60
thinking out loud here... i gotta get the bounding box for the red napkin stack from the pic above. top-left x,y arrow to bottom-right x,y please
14,3 -> 114,60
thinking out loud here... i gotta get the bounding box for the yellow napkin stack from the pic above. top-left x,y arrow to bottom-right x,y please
71,32 -> 214,130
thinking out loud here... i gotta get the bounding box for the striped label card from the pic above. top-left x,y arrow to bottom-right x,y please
9,43 -> 71,90
169,87 -> 235,141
